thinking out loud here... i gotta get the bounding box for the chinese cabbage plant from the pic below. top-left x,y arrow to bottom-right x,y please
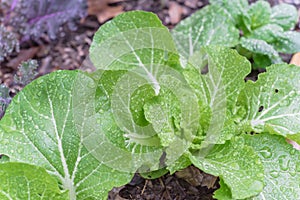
172,0 -> 300,68
1,10 -> 300,200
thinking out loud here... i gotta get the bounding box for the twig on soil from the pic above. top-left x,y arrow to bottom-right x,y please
141,179 -> 148,195
162,188 -> 172,200
174,178 -> 186,197
158,177 -> 172,199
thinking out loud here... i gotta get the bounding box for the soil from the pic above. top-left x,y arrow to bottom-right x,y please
1,0 -> 300,199
109,167 -> 218,200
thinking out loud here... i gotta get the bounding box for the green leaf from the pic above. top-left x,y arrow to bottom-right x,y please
0,70 -> 133,199
286,134 -> 300,147
209,0 -> 252,34
90,11 -> 177,67
248,1 -> 271,29
143,72 -> 199,142
83,69 -> 197,174
85,69 -> 197,174
270,3 -> 298,31
88,11 -> 194,173
90,11 -> 180,96
240,13 -> 252,34
189,136 -> 264,199
237,64 -> 300,136
143,88 -> 182,147
273,31 -> 300,54
248,24 -> 284,43
252,54 -> 272,69
202,46 -> 251,110
167,153 -> 191,174
244,133 -> 300,199
209,0 -> 249,25
213,179 -> 233,200
75,70 -> 164,173
0,162 -> 68,199
139,167 -> 169,179
183,46 -> 251,145
90,10 -> 186,100
142,71 -> 200,168
240,38 -> 282,65
88,10 -> 200,174
172,5 -> 239,58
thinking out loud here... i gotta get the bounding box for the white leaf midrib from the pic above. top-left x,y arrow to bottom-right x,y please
116,25 -> 160,95
0,191 -> 13,200
256,91 -> 294,121
47,89 -> 76,200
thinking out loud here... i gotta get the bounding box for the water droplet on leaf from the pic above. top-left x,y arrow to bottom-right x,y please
232,152 -> 239,157
278,155 -> 290,171
295,163 -> 300,172
280,99 -> 290,107
230,162 -> 240,170
289,170 -> 296,177
270,170 -> 279,178
260,146 -> 272,158
88,82 -> 96,89
257,173 -> 264,178
249,180 -> 264,193
37,79 -> 44,84
290,148 -> 296,155
17,147 -> 23,154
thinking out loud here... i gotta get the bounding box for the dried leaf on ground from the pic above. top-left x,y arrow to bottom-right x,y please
290,52 -> 300,65
168,2 -> 183,24
175,166 -> 203,186
6,47 -> 40,69
175,166 -> 218,189
87,0 -> 124,23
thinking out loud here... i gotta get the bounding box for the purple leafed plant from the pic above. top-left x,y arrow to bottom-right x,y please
0,59 -> 38,118
3,0 -> 87,40
0,25 -> 19,62
0,85 -> 11,119
14,59 -> 38,86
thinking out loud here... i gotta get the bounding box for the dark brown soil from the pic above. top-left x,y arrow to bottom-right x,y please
109,166 -> 218,200
1,0 -> 300,199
